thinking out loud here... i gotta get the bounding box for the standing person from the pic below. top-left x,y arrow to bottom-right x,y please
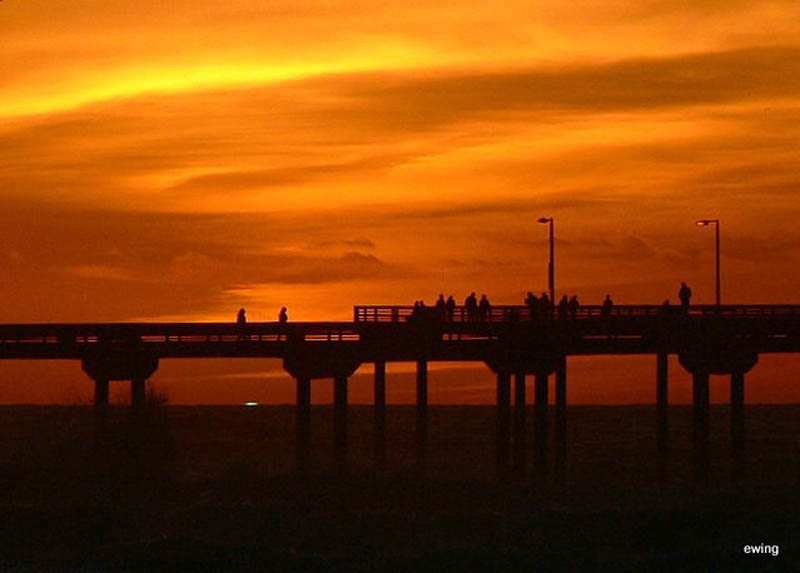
525,291 -> 539,320
679,282 -> 692,312
568,295 -> 580,319
236,307 -> 247,340
278,307 -> 288,323
558,295 -> 569,319
465,292 -> 478,321
478,294 -> 491,321
540,292 -> 551,316
601,294 -> 614,317
445,295 -> 456,322
435,294 -> 447,320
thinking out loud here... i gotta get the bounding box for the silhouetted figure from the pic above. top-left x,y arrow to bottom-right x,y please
478,294 -> 491,321
568,295 -> 580,319
445,295 -> 456,322
278,307 -> 288,323
236,307 -> 247,340
525,291 -> 539,320
435,294 -> 447,320
540,292 -> 551,316
601,294 -> 613,317
679,282 -> 692,312
557,295 -> 569,319
465,292 -> 478,321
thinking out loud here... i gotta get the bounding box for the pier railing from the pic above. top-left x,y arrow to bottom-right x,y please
353,304 -> 800,323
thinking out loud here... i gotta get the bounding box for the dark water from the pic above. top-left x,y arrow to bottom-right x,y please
0,405 -> 797,569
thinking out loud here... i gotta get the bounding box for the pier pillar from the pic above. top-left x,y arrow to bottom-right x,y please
692,371 -> 710,483
374,361 -> 387,470
131,378 -> 146,410
296,377 -> 311,472
496,372 -> 511,474
535,373 -> 549,408
81,352 -> 158,411
731,371 -> 746,476
94,378 -> 110,410
334,375 -> 348,471
656,353 -> 669,413
554,357 -> 567,482
534,372 -> 549,474
513,372 -> 527,475
416,360 -> 429,470
656,353 -> 669,460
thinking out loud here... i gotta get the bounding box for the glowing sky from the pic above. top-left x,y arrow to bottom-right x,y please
2,1 -> 800,404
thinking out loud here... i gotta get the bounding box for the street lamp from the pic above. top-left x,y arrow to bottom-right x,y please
538,217 -> 555,304
696,219 -> 720,306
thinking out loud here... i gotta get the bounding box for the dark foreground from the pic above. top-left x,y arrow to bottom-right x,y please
0,405 -> 797,570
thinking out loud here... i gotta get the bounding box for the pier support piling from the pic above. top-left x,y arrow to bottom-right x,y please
496,372 -> 511,475
731,371 -> 746,477
554,357 -> 567,483
656,353 -> 670,479
334,375 -> 348,471
374,361 -> 387,470
296,377 -> 311,472
416,360 -> 429,470
513,372 -> 527,475
534,372 -> 549,475
131,378 -> 146,410
692,372 -> 710,483
94,379 -> 109,410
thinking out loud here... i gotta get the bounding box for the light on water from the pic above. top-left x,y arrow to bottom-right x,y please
244,401 -> 259,407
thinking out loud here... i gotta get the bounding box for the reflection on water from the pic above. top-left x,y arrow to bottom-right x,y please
1,404 -> 796,488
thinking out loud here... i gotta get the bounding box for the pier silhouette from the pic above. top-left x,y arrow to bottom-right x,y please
2,303 -> 797,479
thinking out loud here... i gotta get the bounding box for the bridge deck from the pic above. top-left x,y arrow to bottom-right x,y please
0,305 -> 799,361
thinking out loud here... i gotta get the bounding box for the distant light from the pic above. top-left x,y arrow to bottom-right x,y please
696,220 -> 709,226
244,401 -> 259,407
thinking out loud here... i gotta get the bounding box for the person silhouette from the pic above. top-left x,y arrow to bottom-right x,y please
540,292 -> 551,317
435,294 -> 447,320
601,294 -> 613,317
278,307 -> 288,323
558,295 -> 569,319
478,294 -> 491,321
568,295 -> 579,319
525,291 -> 539,320
236,307 -> 247,340
679,282 -> 692,312
445,295 -> 456,322
465,292 -> 478,321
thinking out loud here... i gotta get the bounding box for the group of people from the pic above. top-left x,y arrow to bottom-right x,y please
413,293 -> 494,321
236,306 -> 288,327
409,282 -> 696,323
235,282 -> 696,327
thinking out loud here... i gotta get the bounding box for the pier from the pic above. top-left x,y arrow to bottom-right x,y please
2,303 -> 798,478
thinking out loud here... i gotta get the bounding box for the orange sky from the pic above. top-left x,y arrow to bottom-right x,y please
2,0 -> 800,404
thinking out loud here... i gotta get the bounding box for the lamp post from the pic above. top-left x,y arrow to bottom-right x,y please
538,217 -> 555,304
696,219 -> 720,306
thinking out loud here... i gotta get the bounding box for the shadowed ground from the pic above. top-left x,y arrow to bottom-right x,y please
0,405 -> 796,570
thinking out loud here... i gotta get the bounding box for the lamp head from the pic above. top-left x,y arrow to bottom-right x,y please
537,217 -> 552,224
696,218 -> 719,227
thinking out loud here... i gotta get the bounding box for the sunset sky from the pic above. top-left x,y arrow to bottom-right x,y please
2,1 -> 800,404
